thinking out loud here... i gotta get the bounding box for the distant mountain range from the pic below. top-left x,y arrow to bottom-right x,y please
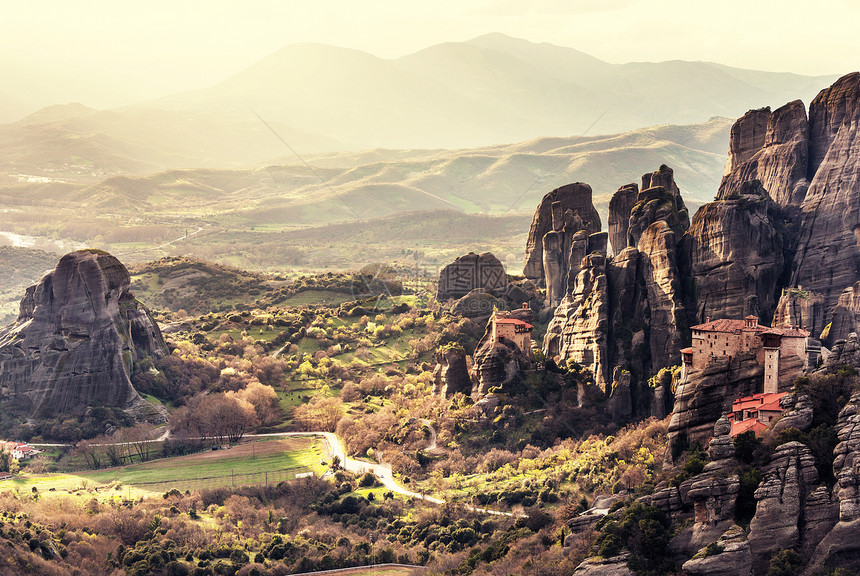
0,33 -> 840,176
61,117 -> 731,228
145,33 -> 840,151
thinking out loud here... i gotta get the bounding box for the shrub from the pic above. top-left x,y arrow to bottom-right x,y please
765,549 -> 803,576
358,472 -> 377,487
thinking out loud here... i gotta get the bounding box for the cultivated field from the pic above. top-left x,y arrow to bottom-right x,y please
0,436 -> 327,497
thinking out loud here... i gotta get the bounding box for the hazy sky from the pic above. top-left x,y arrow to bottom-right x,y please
3,0 -> 858,103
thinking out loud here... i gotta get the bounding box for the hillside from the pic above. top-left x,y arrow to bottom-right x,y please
0,246 -> 60,324
146,33 -> 836,150
0,118 -> 730,288
0,103 -> 343,180
0,35 -> 836,179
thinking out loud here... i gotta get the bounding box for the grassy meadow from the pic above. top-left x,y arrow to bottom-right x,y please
0,437 -> 327,498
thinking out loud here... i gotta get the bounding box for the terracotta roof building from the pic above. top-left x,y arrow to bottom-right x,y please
728,392 -> 787,437
681,316 -> 809,393
491,308 -> 533,355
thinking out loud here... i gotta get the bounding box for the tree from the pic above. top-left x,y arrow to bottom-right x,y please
293,397 -> 344,432
125,423 -> 160,462
75,439 -> 102,469
169,392 -> 258,444
231,380 -> 281,426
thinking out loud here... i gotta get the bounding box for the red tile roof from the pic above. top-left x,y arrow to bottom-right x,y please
731,418 -> 767,437
731,392 -> 786,413
692,318 -> 766,334
692,318 -> 809,338
494,318 -> 533,329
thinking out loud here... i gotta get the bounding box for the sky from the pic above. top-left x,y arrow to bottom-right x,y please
2,0 -> 858,106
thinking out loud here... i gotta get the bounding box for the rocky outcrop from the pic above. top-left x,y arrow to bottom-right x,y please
436,252 -> 507,301
628,187 -> 688,249
608,183 -> 638,255
606,247 -> 648,386
826,282 -> 860,346
826,332 -> 860,370
722,107 -> 770,177
432,345 -> 471,397
544,254 -> 611,390
718,101 -> 810,207
523,183 -> 601,284
540,167 -> 690,409
609,367 -> 633,422
449,289 -> 503,321
791,73 -> 860,321
642,164 -> 689,219
571,554 -> 634,576
747,441 -> 819,574
680,180 -> 789,325
470,307 -> 532,396
682,525 -> 752,576
771,393 -> 814,434
669,353 -> 762,446
0,249 -> 167,424
638,221 -> 687,372
808,393 -> 860,573
773,287 -> 827,342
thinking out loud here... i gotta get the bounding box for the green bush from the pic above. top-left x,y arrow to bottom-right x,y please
765,549 -> 803,576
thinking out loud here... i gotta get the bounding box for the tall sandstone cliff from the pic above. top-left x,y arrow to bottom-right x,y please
712,73 -> 860,344
522,183 -> 601,288
791,73 -> 860,324
542,166 -> 689,409
0,250 -> 167,424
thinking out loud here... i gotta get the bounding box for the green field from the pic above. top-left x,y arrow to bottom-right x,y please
0,436 -> 327,496
282,289 -> 356,307
306,568 -> 422,576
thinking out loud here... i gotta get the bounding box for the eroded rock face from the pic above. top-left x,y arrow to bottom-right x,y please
449,288 -> 503,321
609,367 -> 633,422
544,254 -> 611,390
718,101 -> 810,207
470,308 -> 532,396
832,393 -> 860,523
773,287 -> 827,342
771,393 -> 814,434
638,221 -> 686,372
642,164 -> 688,216
808,393 -> 860,573
541,167 -> 689,411
433,346 -> 471,397
669,353 -> 762,446
0,249 -> 167,424
608,183 -> 638,255
628,185 -> 688,248
523,183 -> 601,284
826,332 -> 860,370
792,73 -> 860,320
682,525 -> 752,576
436,252 -> 508,301
571,554 -> 634,576
828,282 -> 860,346
747,441 -> 819,575
679,180 -> 788,325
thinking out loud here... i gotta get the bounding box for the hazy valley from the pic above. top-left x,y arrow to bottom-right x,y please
0,25 -> 859,576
